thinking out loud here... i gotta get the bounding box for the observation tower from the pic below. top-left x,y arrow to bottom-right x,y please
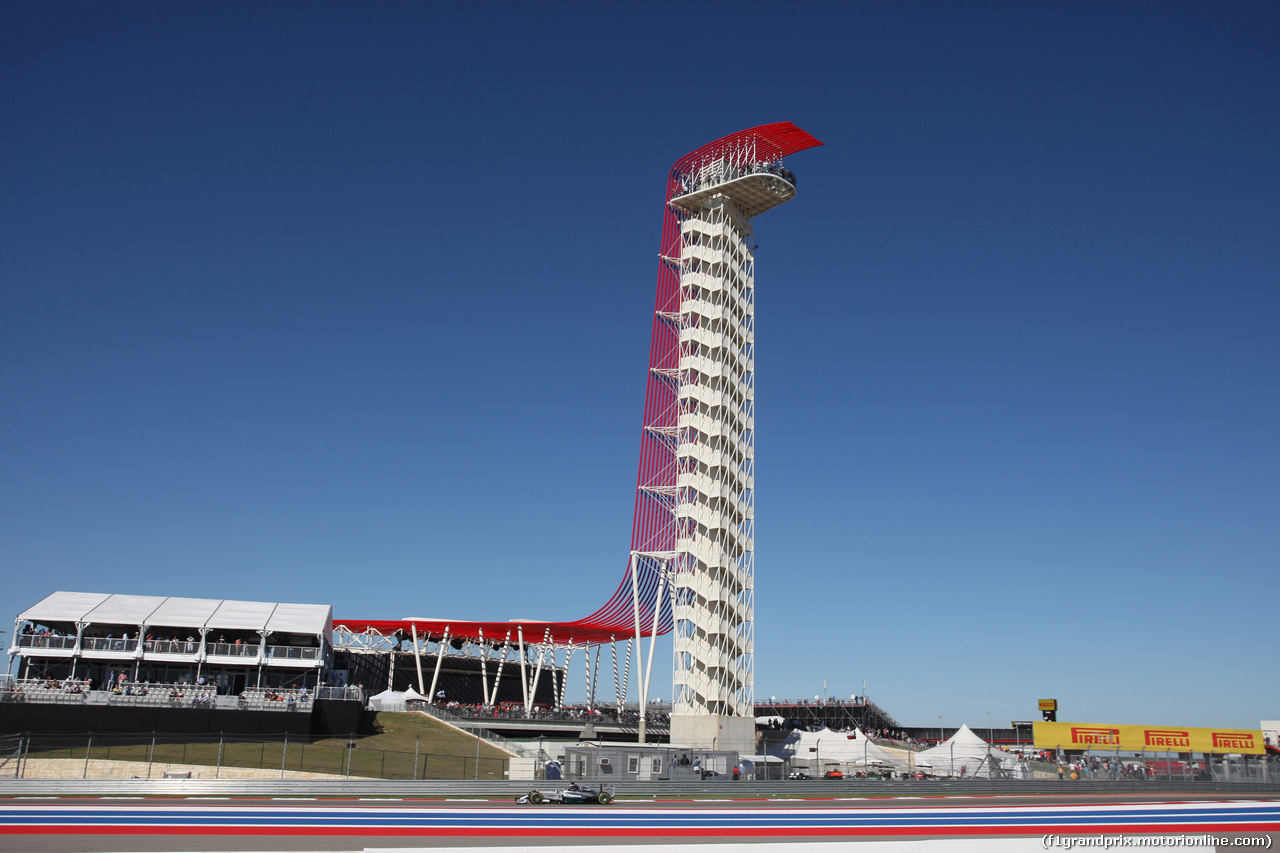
330,124 -> 821,754
639,123 -> 823,752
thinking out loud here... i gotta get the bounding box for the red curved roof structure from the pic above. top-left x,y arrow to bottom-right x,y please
335,123 -> 822,649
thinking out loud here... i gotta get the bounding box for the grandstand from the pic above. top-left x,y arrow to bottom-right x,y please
10,591 -> 331,694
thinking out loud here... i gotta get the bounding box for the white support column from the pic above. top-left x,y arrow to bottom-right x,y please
517,626 -> 529,712
639,565 -> 668,743
557,645 -> 574,709
526,628 -> 551,715
610,639 -> 621,713
488,632 -> 512,706
478,629 -> 489,704
410,623 -> 425,696
428,627 -> 449,703
616,638 -> 633,717
627,552 -> 645,729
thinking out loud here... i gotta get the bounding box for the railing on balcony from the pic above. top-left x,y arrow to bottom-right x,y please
80,638 -> 139,653
678,159 -> 797,197
144,639 -> 201,655
205,642 -> 260,657
264,644 -> 321,662
14,635 -> 77,651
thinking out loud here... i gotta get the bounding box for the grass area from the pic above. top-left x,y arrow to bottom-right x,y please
22,712 -> 511,780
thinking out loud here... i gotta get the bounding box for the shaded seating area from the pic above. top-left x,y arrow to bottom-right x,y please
9,591 -> 332,696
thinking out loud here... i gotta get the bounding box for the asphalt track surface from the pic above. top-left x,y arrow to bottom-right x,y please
3,793 -> 1279,853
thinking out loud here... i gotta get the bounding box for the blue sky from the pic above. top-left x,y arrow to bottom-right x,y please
2,2 -> 1276,730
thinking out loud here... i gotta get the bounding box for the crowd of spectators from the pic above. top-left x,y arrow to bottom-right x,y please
431,700 -> 671,727
677,159 -> 799,196
15,623 -> 76,648
238,686 -> 311,710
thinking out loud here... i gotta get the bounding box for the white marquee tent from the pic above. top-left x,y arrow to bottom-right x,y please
766,727 -> 904,770
368,689 -> 406,711
913,723 -> 1017,777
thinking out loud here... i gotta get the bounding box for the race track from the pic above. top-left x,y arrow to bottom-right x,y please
2,794 -> 1278,852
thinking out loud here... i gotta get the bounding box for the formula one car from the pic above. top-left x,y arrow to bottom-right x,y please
516,783 -> 615,805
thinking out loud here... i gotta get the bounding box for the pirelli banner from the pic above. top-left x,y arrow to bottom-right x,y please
1034,721 -> 1264,754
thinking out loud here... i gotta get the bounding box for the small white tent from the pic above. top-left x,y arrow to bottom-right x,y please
913,723 -> 1012,777
368,689 -> 405,711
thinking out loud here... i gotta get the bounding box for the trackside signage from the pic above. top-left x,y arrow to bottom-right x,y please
1033,721 -> 1264,754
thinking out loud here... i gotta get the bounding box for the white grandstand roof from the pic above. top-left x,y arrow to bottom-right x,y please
16,591 -> 332,636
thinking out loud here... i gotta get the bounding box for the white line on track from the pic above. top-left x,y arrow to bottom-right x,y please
369,842 -> 1054,853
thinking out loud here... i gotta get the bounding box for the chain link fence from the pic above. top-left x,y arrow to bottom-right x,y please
0,731 -> 508,781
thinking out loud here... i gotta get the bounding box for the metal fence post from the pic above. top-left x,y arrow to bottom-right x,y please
83,734 -> 92,779
474,737 -> 480,780
414,735 -> 419,781
281,734 -> 288,779
215,733 -> 224,779
147,733 -> 156,779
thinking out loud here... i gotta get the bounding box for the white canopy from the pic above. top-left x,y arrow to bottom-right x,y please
766,727 -> 904,768
368,688 -> 406,711
913,724 -> 1011,777
16,591 -> 332,636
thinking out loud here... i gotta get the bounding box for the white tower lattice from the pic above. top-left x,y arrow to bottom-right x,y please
662,131 -> 816,751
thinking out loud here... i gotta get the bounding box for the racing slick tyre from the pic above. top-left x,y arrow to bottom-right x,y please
528,791 -> 543,805
596,791 -> 613,805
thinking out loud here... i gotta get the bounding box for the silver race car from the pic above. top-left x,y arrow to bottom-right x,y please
516,782 -> 615,805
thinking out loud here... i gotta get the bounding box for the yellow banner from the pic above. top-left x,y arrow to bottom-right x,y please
1033,721 -> 1264,754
